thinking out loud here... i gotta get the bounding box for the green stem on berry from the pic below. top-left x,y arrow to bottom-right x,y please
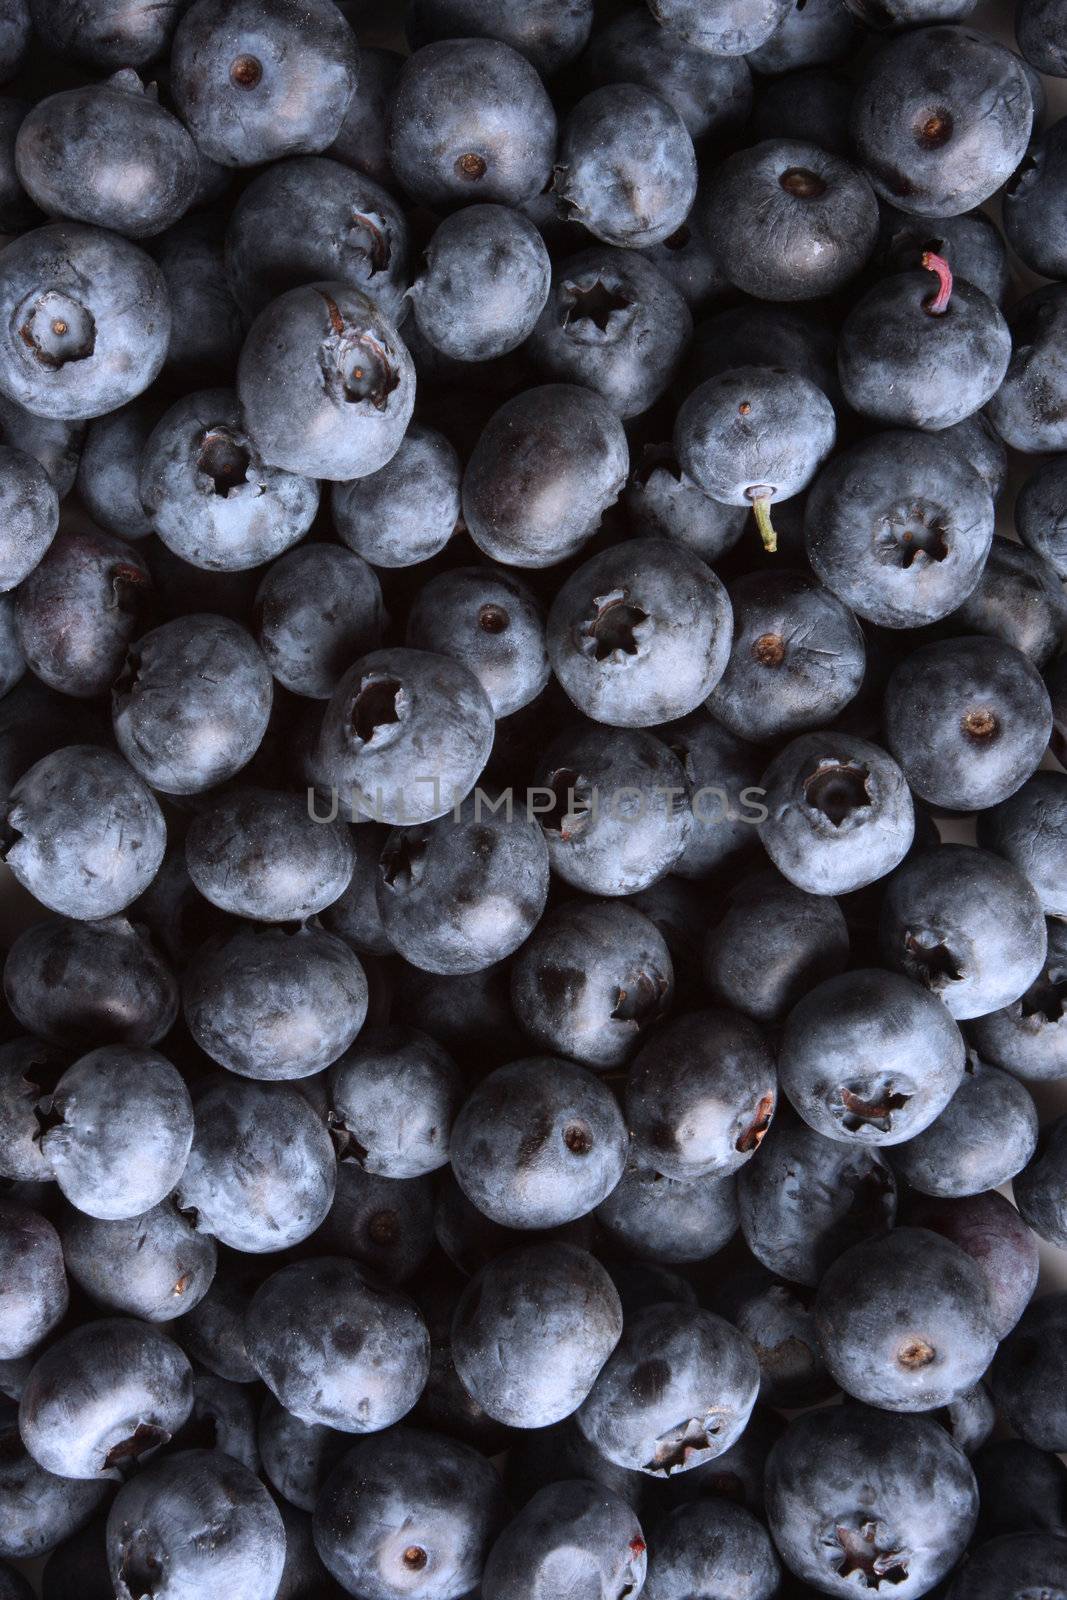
748,489 -> 777,553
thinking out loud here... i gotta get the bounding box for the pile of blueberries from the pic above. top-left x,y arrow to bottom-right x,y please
6,0 -> 1067,1596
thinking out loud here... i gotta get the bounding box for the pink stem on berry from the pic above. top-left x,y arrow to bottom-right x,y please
921,250 -> 952,314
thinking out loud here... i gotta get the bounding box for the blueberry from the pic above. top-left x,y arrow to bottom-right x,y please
973,1440 -> 1067,1540
587,10 -> 752,141
246,1256 -> 429,1431
736,1110 -> 897,1286
987,284 -> 1067,454
237,280 -> 414,481
0,1564 -> 31,1600
0,1197 -> 66,1359
390,38 -> 556,209
989,1293 -> 1067,1452
5,914 -> 177,1055
173,1075 -> 335,1248
40,1045 -> 192,1221
154,211 -> 245,386
315,646 -> 495,826
314,1163 -> 435,1284
576,1301 -> 760,1477
380,800 -> 547,976
703,140 -> 878,303
0,0 -> 28,80
1005,112 -> 1067,284
75,401 -> 158,542
510,897 -> 673,1071
412,203 -> 550,364
107,1448 -> 285,1600
748,0 -> 861,72
61,1198 -> 217,1324
185,787 -> 354,923
626,1008 -> 776,1180
257,1393 -> 346,1513
939,412 -> 1010,500
949,1533 -> 1067,1600
407,0 -> 594,75
28,0 -> 188,69
1016,454 -> 1067,579
0,1401 -> 107,1558
20,1317 -> 194,1481
406,566 -> 549,718
451,1242 -> 623,1428
967,916 -> 1067,1083
553,85 -> 697,250
638,219 -> 728,312
15,525 -> 154,700
533,724 -> 693,896
462,384 -> 629,568
893,1049 -> 1038,1198
171,1250 -> 261,1384
765,1405 -> 978,1598
816,1225 -> 999,1410
0,1036 -> 66,1181
650,0 -> 793,54
275,1499 -> 348,1600
0,443 -> 59,592
225,156 -> 410,324
184,922 -> 367,1082
758,732 -> 914,896
0,222 -> 170,421
484,1479 -> 646,1600
2,744 -> 165,919
780,968 -> 967,1144
1016,0 -> 1067,73
675,366 -> 836,552
324,1026 -> 457,1182
805,429 -> 995,627
709,570 -> 865,742
171,0 -> 357,167
704,869 -> 850,1025
896,639 -> 1052,811
906,1189 -> 1039,1339
140,387 -> 320,572
646,1496 -> 779,1600
978,772 -> 1067,919
0,394 -> 82,498
749,66 -> 855,154
256,546 -> 384,700
950,535 -> 1067,668
15,70 -> 198,238
597,1160 -> 739,1265
314,1426 -> 507,1599
658,709 -> 765,883
113,614 -> 273,794
548,537 -> 732,727
878,205 -> 1010,306
880,845 -> 1047,1020
451,1055 -> 627,1229
529,247 -> 692,419
1013,1114 -> 1067,1249
319,823 -> 393,955
322,40 -> 399,180
332,421 -> 460,569
839,253 -> 1009,430
851,25 -> 1033,214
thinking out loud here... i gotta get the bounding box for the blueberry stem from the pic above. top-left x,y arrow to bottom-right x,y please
921,250 -> 953,314
748,490 -> 777,553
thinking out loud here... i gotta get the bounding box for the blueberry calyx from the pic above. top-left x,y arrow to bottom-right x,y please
17,290 -> 97,369
196,428 -> 251,497
838,1083 -> 912,1134
803,760 -> 873,828
349,672 -> 405,746
580,590 -> 650,663
543,768 -> 594,840
104,1420 -> 171,1476
902,930 -> 965,990
833,1521 -> 909,1588
644,1413 -> 723,1475
736,1091 -> 775,1154
562,275 -> 633,335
